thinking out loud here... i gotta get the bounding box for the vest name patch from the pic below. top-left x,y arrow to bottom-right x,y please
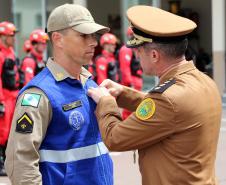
62,100 -> 82,111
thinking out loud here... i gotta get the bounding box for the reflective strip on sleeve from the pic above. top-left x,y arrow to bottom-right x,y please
39,142 -> 109,163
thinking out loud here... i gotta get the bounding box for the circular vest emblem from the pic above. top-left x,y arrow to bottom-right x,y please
69,110 -> 85,131
136,98 -> 155,120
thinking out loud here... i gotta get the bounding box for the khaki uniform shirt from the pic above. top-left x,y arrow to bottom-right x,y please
95,61 -> 222,185
5,58 -> 91,185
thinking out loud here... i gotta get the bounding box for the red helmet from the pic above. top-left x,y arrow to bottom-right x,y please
0,21 -> 17,36
23,39 -> 32,53
29,29 -> 49,44
126,27 -> 133,37
100,33 -> 117,47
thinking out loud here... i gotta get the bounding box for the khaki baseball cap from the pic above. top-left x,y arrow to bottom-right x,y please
47,4 -> 110,34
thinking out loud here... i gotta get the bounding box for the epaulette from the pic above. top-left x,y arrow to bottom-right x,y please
149,79 -> 176,93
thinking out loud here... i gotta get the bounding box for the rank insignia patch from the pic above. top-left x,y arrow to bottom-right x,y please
149,79 -> 176,93
136,98 -> 155,120
21,93 -> 41,108
16,112 -> 34,133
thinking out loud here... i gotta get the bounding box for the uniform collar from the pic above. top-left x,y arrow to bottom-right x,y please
46,58 -> 92,82
159,60 -> 196,83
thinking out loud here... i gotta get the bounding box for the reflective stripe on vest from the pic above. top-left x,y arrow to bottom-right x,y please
39,142 -> 109,163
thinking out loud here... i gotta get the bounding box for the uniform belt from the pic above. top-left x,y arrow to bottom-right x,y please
39,142 -> 109,163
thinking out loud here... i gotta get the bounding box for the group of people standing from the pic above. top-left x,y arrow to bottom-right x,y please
0,22 -> 48,175
0,3 -> 222,185
0,12 -> 143,177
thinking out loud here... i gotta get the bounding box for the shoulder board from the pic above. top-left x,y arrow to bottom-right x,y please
149,79 -> 176,93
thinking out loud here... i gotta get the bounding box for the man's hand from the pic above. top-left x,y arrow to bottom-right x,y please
100,79 -> 123,98
88,87 -> 111,103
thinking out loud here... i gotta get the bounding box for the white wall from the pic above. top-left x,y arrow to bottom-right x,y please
87,0 -> 121,38
0,0 -> 12,22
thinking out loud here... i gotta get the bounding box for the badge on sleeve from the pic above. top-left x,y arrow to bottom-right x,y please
136,98 -> 155,120
21,93 -> 41,108
16,112 -> 34,133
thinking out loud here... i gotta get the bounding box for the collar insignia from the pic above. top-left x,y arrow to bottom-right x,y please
56,72 -> 64,81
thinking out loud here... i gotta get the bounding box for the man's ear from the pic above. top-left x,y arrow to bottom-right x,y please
150,49 -> 160,63
52,32 -> 63,48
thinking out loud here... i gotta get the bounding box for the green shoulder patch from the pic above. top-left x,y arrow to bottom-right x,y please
16,112 -> 34,133
136,98 -> 156,120
149,79 -> 176,93
21,93 -> 41,108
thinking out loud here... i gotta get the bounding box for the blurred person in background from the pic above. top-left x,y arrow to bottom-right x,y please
23,39 -> 32,54
0,21 -> 20,176
95,33 -> 120,84
20,29 -> 48,86
119,27 -> 143,119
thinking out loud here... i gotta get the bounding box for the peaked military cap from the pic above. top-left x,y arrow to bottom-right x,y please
126,5 -> 197,48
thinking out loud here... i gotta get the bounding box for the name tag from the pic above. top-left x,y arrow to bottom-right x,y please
62,100 -> 82,111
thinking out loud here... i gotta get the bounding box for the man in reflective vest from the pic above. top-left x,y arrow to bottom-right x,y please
5,4 -> 113,185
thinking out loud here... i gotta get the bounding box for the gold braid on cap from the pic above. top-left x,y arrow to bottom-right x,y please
126,37 -> 145,47
133,33 -> 153,43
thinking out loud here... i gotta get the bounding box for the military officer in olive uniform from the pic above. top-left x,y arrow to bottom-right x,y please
88,5 -> 222,185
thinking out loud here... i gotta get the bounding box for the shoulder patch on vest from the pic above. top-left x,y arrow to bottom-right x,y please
136,98 -> 155,120
21,93 -> 41,108
16,112 -> 34,133
149,79 -> 176,93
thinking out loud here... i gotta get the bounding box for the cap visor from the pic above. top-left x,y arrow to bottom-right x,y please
72,22 -> 110,34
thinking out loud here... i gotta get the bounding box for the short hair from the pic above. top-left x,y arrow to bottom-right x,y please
47,28 -> 69,44
143,38 -> 188,59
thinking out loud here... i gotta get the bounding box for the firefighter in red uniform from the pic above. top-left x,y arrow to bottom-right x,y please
119,27 -> 143,119
21,29 -> 48,86
95,33 -> 118,85
0,21 -> 19,175
23,39 -> 32,54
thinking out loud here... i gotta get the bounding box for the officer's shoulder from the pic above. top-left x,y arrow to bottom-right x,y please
149,79 -> 176,94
